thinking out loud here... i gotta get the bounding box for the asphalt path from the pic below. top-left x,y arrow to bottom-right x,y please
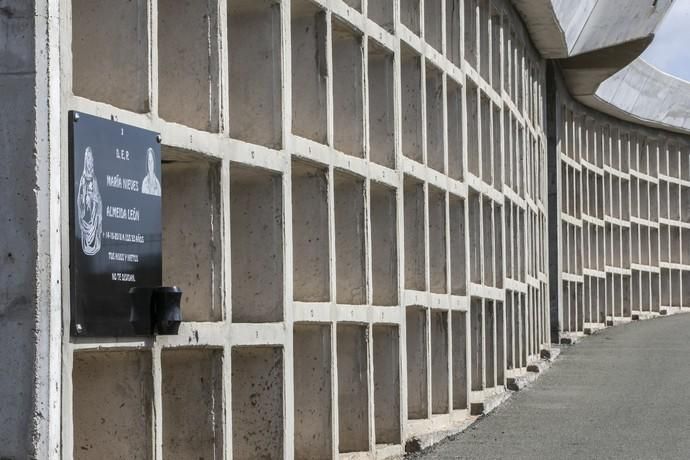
410,313 -> 690,459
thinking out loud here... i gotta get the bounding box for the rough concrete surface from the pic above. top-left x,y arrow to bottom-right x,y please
410,313 -> 690,459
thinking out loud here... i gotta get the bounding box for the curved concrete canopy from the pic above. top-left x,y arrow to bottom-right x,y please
592,58 -> 690,135
513,0 -> 690,135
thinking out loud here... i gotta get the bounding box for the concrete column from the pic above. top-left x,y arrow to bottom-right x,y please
0,0 -> 61,457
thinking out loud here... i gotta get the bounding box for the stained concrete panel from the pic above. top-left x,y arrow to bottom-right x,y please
228,0 -> 283,148
294,324 -> 332,459
72,0 -> 149,112
407,307 -> 428,419
292,161 -> 330,302
337,324 -> 369,452
158,0 -> 218,131
373,325 -> 401,444
162,349 -> 223,459
230,166 -> 284,322
231,347 -> 284,460
334,172 -> 367,305
73,351 -> 152,460
162,157 -> 223,322
291,0 -> 328,144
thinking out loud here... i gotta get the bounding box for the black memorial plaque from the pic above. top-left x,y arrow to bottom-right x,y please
69,112 -> 162,337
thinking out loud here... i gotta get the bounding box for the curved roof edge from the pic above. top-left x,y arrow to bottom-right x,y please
513,0 -> 690,136
591,58 -> 690,135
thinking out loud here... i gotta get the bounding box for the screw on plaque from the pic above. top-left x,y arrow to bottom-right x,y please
73,112 -> 80,122
156,134 -> 162,144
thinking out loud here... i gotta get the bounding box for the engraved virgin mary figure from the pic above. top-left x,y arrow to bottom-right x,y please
77,146 -> 103,256
141,147 -> 161,197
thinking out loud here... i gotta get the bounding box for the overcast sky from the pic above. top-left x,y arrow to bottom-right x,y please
640,0 -> 690,82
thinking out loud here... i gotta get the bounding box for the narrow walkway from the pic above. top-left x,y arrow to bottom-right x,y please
412,313 -> 690,459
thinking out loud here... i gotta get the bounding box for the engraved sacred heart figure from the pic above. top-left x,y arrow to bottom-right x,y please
77,146 -> 103,256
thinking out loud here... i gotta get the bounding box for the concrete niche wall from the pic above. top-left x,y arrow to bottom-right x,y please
73,351 -> 152,459
231,347 -> 284,460
55,0 -> 560,456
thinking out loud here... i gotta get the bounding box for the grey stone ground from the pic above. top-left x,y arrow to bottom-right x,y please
410,313 -> 690,460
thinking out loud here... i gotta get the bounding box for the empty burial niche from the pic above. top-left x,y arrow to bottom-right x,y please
447,78 -> 464,181
429,187 -> 448,294
158,0 -> 218,131
672,270 -> 681,307
470,299 -> 483,391
368,39 -> 396,169
401,45 -> 423,163
490,8 -> 501,92
407,306 -> 429,419
332,19 -> 364,158
425,0 -> 442,52
232,347 -> 284,460
482,197 -> 494,287
73,351 -> 152,459
431,310 -> 450,414
467,82 -> 480,177
464,0 -> 478,68
372,325 -> 401,445
661,269 -> 671,307
446,0 -> 462,67
468,189 -> 482,285
370,182 -> 398,306
72,0 -> 148,112
401,0 -> 421,34
496,301 -> 505,385
228,0 -> 282,148
484,300 -> 495,388
494,205 -> 503,288
451,311 -> 468,410
404,176 -> 427,291
369,0 -> 394,32
161,349 -> 223,459
334,172 -> 367,304
294,324 -> 332,459
426,64 -> 445,174
492,104 -> 502,190
291,0 -> 328,144
292,161 -> 330,302
337,324 -> 370,452
162,150 -> 222,322
478,0 -> 490,81
230,165 -> 283,322
480,95 -> 492,184
450,197 -> 467,296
